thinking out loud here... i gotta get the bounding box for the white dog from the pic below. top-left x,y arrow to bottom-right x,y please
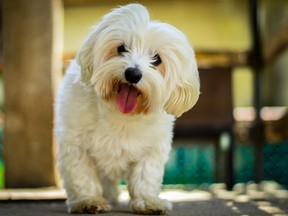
55,3 -> 200,215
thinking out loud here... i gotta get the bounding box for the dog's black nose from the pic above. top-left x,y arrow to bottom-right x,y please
125,68 -> 142,84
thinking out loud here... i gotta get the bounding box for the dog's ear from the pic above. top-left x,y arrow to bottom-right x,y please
164,53 -> 200,117
76,28 -> 99,84
165,81 -> 199,117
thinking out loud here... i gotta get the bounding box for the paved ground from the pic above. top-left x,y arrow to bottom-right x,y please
1,198 -> 288,216
0,182 -> 288,216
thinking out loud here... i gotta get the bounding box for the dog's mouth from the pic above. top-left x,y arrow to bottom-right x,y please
116,83 -> 141,114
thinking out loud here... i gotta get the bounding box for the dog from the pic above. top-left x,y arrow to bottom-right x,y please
55,3 -> 200,215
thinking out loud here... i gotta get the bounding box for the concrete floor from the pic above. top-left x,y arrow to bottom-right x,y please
1,198 -> 288,216
0,183 -> 288,216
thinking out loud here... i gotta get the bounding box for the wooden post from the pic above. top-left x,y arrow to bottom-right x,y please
2,0 -> 62,187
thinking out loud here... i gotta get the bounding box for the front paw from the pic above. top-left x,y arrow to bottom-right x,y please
68,197 -> 111,214
131,197 -> 172,215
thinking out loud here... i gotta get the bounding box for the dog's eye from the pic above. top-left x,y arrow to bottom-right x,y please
117,44 -> 128,55
151,54 -> 162,66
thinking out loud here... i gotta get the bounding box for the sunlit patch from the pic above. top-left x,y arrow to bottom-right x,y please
159,190 -> 212,202
257,201 -> 285,214
118,189 -> 212,202
233,195 -> 250,203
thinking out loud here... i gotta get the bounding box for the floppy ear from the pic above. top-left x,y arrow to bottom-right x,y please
165,78 -> 200,117
75,10 -> 117,84
164,53 -> 200,117
76,23 -> 117,84
76,27 -> 99,84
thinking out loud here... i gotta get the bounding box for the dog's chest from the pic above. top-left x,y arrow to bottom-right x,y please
88,117 -> 158,178
92,141 -> 141,178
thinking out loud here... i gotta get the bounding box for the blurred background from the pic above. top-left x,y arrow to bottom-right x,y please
0,0 -> 288,190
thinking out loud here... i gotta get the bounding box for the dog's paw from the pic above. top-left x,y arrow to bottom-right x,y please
68,197 -> 111,214
131,197 -> 172,215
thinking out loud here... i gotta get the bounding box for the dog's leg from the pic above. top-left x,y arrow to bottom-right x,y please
101,176 -> 119,205
127,156 -> 172,215
58,145 -> 111,214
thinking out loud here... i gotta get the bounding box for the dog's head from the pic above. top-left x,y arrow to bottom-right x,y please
76,4 -> 200,117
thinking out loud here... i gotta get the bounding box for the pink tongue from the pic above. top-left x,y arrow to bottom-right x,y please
116,84 -> 139,114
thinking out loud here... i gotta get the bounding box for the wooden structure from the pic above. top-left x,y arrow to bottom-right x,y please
175,67 -> 234,188
2,0 -> 62,187
2,0 -> 287,189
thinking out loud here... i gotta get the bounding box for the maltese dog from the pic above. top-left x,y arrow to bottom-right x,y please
55,3 -> 200,215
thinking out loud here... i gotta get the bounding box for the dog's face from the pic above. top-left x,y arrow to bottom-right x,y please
76,4 -> 200,117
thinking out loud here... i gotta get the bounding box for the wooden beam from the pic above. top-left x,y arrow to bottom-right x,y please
63,0 -> 170,7
264,24 -> 288,65
63,50 -> 250,71
2,0 -> 62,188
196,50 -> 249,68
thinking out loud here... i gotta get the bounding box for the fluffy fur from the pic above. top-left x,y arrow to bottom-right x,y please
55,4 -> 200,215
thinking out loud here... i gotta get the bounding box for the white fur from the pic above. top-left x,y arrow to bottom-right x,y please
55,4 -> 200,215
